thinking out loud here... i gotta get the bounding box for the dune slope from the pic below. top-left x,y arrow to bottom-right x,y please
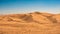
0,12 -> 60,34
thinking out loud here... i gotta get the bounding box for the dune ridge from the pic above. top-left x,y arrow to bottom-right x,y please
0,12 -> 60,34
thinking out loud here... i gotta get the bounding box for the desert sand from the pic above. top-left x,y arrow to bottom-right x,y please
0,12 -> 60,34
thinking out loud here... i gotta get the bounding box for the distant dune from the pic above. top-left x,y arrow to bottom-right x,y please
0,12 -> 60,34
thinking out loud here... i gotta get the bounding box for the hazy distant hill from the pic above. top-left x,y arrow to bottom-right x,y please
0,12 -> 60,34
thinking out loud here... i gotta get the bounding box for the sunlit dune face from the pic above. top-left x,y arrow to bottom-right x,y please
0,12 -> 60,34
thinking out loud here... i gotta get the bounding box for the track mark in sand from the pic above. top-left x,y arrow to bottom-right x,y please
46,16 -> 58,23
41,14 -> 58,23
33,20 -> 44,24
0,24 -> 26,27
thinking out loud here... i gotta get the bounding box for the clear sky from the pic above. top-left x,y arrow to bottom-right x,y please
0,0 -> 60,14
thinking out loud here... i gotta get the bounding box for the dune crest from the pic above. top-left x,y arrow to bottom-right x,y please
0,12 -> 60,34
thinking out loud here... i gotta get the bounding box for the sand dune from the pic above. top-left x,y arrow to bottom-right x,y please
0,12 -> 60,34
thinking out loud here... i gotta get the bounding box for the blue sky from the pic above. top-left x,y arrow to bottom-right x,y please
0,0 -> 60,14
